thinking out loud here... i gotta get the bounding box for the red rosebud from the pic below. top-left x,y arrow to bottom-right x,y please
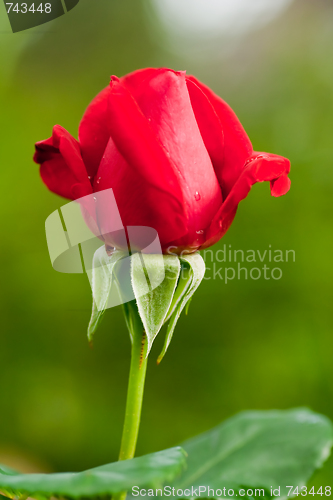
34,68 -> 290,254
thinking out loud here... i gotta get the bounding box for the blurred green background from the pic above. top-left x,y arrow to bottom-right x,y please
0,0 -> 333,488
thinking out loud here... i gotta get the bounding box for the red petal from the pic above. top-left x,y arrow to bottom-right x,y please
78,69 -> 165,179
186,78 -> 225,178
34,125 -> 92,200
270,173 -> 291,197
95,138 -> 183,248
116,69 -> 222,249
121,67 -> 164,93
78,86 -> 110,178
94,75 -> 191,247
186,75 -> 253,199
204,153 -> 291,244
106,75 -> 186,199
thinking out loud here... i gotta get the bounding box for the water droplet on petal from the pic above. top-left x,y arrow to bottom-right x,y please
93,196 -> 97,201
96,177 -> 101,184
106,245 -> 115,256
244,153 -> 268,168
88,176 -> 91,180
194,191 -> 201,201
196,230 -> 204,235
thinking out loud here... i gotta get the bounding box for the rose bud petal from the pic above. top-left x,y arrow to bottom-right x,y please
186,75 -> 253,199
34,125 -> 92,200
79,86 -> 111,180
202,153 -> 291,248
34,68 -> 291,254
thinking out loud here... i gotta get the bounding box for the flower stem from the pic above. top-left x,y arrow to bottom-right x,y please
113,304 -> 148,500
119,330 -> 148,461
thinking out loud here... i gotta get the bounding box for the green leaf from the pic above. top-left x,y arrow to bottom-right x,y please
158,253 -> 205,363
131,254 -> 181,355
0,465 -> 16,475
174,408 -> 333,498
87,246 -> 127,343
0,447 -> 186,500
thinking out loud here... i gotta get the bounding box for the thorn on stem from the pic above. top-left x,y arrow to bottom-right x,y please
139,332 -> 146,369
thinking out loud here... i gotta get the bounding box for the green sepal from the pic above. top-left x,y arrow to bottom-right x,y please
164,263 -> 192,323
185,297 -> 193,315
87,250 -> 205,359
158,253 -> 205,364
87,246 -> 127,343
0,447 -> 186,500
131,254 -> 181,356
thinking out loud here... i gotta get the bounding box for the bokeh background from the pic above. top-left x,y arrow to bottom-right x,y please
1,0 -> 333,487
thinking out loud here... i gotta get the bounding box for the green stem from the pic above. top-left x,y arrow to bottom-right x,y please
119,330 -> 148,461
113,304 -> 148,500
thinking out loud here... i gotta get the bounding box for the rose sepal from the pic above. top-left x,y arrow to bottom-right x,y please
87,247 -> 127,343
157,253 -> 206,364
130,254 -> 181,356
87,248 -> 205,360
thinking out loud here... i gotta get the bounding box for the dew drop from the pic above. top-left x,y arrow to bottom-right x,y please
88,176 -> 91,180
244,153 -> 267,167
93,196 -> 97,201
106,245 -> 115,256
96,177 -> 101,184
196,230 -> 204,235
194,191 -> 201,201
